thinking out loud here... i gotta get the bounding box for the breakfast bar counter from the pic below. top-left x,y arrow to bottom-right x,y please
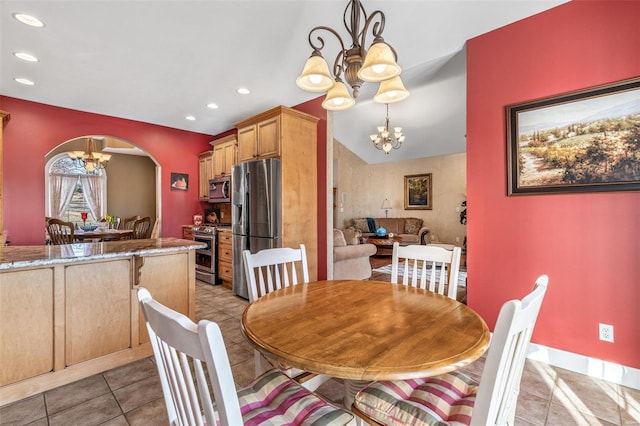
0,237 -> 205,269
0,238 -> 205,406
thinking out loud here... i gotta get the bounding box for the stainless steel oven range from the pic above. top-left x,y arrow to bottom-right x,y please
193,225 -> 218,285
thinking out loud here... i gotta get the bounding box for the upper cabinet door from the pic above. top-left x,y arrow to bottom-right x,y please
222,142 -> 235,175
237,126 -> 257,163
213,145 -> 225,177
211,135 -> 237,178
198,151 -> 213,200
256,116 -> 280,159
235,108 -> 284,163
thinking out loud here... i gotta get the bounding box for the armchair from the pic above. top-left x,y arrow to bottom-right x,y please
333,228 -> 376,280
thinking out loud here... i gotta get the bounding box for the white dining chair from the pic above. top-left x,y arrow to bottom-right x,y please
137,288 -> 354,426
391,242 -> 462,300
352,274 -> 549,426
242,244 -> 310,302
242,244 -> 328,390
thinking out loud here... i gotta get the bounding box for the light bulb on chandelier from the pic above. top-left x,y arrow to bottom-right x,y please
370,104 -> 404,154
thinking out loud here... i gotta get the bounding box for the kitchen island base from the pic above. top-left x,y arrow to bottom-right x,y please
0,238 -> 202,406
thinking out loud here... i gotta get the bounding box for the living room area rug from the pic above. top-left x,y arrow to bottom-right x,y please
372,263 -> 467,288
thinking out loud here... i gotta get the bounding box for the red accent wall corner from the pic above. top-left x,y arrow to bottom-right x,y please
466,0 -> 640,368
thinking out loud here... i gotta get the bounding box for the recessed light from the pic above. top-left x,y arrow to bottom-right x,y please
15,77 -> 35,86
206,103 -> 219,109
13,13 -> 45,28
185,115 -> 196,121
14,52 -> 39,62
237,88 -> 250,95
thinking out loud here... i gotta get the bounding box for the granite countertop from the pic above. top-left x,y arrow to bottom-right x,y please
0,237 -> 206,270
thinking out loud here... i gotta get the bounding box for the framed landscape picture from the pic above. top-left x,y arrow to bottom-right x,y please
507,77 -> 640,195
404,173 -> 432,210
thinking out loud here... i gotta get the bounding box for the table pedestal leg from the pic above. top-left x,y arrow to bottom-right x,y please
343,379 -> 371,410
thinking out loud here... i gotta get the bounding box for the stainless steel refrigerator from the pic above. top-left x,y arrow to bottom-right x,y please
231,158 -> 281,299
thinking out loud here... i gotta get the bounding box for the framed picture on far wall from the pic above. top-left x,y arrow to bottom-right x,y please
507,77 -> 640,195
170,172 -> 188,191
404,173 -> 432,210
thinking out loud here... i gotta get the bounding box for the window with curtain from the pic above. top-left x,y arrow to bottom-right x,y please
46,155 -> 107,227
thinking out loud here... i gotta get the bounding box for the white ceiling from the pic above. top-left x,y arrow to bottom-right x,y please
1,0 -> 567,164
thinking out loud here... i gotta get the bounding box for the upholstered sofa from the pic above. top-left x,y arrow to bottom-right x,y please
333,228 -> 376,280
348,217 -> 431,245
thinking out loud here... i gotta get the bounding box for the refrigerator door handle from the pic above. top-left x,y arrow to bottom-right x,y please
233,192 -> 243,234
263,175 -> 270,237
245,188 -> 250,236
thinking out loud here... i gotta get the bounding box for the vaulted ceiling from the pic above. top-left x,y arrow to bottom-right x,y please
1,1 -> 567,164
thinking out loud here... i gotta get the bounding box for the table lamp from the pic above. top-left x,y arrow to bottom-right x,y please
381,198 -> 392,218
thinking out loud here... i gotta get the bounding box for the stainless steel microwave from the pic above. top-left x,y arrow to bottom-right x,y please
209,176 -> 230,203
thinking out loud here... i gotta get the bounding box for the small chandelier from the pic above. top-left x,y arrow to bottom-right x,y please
371,103 -> 404,154
296,0 -> 409,111
68,137 -> 111,173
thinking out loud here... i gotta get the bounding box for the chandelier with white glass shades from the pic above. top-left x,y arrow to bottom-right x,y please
67,137 -> 111,173
296,0 -> 409,111
371,103 -> 404,154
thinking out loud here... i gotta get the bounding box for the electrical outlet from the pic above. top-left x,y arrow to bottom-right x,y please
455,237 -> 460,242
599,323 -> 614,342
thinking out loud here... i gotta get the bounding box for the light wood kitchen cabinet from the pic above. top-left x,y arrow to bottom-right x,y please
198,151 -> 214,201
1,258 -> 135,388
0,239 -> 199,406
136,252 -> 191,344
211,134 -> 236,178
65,260 -> 131,366
234,106 -> 319,280
236,114 -> 280,162
0,268 -> 54,387
217,228 -> 233,288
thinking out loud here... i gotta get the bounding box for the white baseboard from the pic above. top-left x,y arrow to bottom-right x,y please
527,342 -> 640,390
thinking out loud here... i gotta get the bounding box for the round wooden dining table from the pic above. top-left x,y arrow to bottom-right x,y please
241,280 -> 490,407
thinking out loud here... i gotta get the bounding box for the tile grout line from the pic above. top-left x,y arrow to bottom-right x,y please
542,370 -> 557,426
105,370 -> 127,425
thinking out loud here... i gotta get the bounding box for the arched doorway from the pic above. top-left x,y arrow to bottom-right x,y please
45,135 -> 160,233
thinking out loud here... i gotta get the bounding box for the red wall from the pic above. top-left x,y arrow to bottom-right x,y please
467,1 -> 640,368
1,96 -> 213,245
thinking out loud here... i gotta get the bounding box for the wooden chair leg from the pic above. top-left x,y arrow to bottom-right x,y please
351,403 -> 384,426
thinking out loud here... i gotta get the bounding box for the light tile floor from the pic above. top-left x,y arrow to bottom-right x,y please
1,281 -> 638,425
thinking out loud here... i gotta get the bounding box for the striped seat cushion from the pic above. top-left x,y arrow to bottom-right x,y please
237,369 -> 354,425
353,371 -> 479,426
